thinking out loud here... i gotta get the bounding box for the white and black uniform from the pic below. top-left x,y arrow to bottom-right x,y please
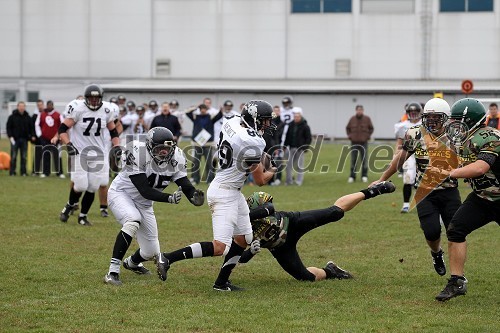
208,116 -> 266,246
64,99 -> 116,192
395,119 -> 421,185
213,109 -> 239,144
108,141 -> 188,259
279,106 -> 296,147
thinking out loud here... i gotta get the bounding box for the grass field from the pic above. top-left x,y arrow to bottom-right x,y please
0,138 -> 498,333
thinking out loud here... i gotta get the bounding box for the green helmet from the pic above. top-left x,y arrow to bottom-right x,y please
446,98 -> 487,145
246,192 -> 273,210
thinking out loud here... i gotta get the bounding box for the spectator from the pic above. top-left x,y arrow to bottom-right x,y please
485,102 -> 499,129
150,102 -> 182,141
6,101 -> 36,176
265,105 -> 285,185
31,99 -> 45,175
345,105 -> 374,183
284,109 -> 312,186
202,97 -> 219,117
144,100 -> 158,129
35,100 -> 64,177
186,104 -> 222,184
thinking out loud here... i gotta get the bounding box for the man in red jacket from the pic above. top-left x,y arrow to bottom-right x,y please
35,100 -> 64,177
346,105 -> 374,183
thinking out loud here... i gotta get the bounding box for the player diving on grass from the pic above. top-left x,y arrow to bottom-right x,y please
239,181 -> 396,282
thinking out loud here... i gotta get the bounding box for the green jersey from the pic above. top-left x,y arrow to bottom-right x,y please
457,127 -> 500,201
403,125 -> 459,190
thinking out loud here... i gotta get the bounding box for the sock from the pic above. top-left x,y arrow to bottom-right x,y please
130,249 -> 146,265
166,242 -> 214,264
360,188 -> 378,199
100,204 -> 108,211
81,191 -> 95,215
68,187 -> 82,206
402,202 -> 410,209
214,241 -> 245,286
403,184 -> 412,203
109,258 -> 121,275
111,231 -> 133,263
450,274 -> 465,281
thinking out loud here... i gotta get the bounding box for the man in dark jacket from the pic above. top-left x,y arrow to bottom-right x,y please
150,102 -> 182,140
345,105 -> 374,183
6,101 -> 36,176
186,104 -> 222,184
284,109 -> 312,186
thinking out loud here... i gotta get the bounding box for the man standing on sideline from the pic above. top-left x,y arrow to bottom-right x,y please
31,99 -> 44,175
6,101 -> 36,176
185,104 -> 222,184
35,100 -> 65,177
284,109 -> 312,186
150,102 -> 182,141
346,105 -> 374,183
435,98 -> 500,301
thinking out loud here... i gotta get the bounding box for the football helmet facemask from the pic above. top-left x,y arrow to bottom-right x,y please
422,98 -> 450,135
405,102 -> 422,121
146,127 -> 177,165
241,100 -> 277,136
446,98 -> 487,146
84,84 -> 104,111
246,192 -> 274,210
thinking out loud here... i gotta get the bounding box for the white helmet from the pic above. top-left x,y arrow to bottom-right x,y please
422,98 -> 450,134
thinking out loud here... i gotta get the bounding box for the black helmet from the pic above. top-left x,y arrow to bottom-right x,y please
169,99 -> 179,107
405,102 -> 422,121
126,100 -> 136,108
241,100 -> 276,135
84,84 -> 104,111
109,97 -> 118,104
146,127 -> 177,165
136,105 -> 145,114
281,96 -> 293,106
149,100 -> 158,109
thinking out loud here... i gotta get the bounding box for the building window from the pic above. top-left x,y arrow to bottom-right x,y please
440,0 -> 493,12
292,0 -> 351,13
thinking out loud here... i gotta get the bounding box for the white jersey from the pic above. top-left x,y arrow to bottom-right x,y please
279,106 -> 298,146
120,112 -> 139,137
213,110 -> 239,143
109,140 -> 188,206
395,119 -> 422,140
64,99 -> 116,156
214,116 -> 266,189
143,110 -> 156,128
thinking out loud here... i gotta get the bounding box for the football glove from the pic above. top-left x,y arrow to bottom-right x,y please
168,186 -> 182,204
250,239 -> 261,255
66,142 -> 79,156
189,189 -> 205,206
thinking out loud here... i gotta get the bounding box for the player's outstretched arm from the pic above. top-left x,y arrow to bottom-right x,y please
370,149 -> 410,187
175,176 -> 205,206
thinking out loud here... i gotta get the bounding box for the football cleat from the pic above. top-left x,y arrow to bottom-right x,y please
431,249 -> 446,276
324,261 -> 354,280
154,253 -> 170,281
213,281 -> 245,292
400,206 -> 409,213
435,277 -> 467,302
60,204 -> 73,222
103,273 -> 122,286
347,177 -> 354,183
78,216 -> 92,226
100,209 -> 109,218
123,257 -> 151,275
366,181 -> 396,197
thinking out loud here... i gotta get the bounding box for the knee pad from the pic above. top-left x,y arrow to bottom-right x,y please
121,221 -> 140,238
73,181 -> 88,193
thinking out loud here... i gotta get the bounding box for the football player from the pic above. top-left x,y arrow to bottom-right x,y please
372,98 -> 461,276
239,181 -> 395,281
104,127 -> 205,286
155,100 -> 277,291
57,84 -> 121,226
394,102 -> 422,213
434,98 -> 500,301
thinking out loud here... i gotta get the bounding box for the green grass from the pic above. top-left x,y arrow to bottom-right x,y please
0,139 -> 498,333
